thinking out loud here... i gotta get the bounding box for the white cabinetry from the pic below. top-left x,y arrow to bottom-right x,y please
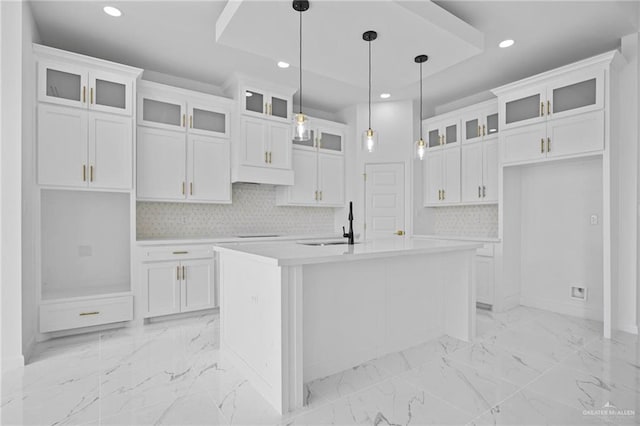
476,244 -> 495,306
138,245 -> 217,318
225,76 -> 296,185
424,146 -> 460,206
277,118 -> 346,207
497,67 -> 606,165
136,81 -> 232,203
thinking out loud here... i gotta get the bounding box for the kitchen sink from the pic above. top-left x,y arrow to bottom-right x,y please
298,241 -> 360,246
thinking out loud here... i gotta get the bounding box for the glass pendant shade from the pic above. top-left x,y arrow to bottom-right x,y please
362,128 -> 378,153
415,138 -> 426,160
292,112 -> 311,141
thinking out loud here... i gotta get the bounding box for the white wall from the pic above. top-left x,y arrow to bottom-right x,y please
517,158 -> 604,320
21,0 -> 40,361
337,100 -> 414,238
1,0 -> 24,372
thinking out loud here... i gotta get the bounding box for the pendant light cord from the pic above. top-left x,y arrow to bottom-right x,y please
299,10 -> 303,115
368,39 -> 372,129
419,61 -> 423,139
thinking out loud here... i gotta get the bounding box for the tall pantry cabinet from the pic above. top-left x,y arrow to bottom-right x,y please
33,44 -> 142,335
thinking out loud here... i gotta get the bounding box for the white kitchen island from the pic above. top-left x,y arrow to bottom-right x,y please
214,237 -> 482,414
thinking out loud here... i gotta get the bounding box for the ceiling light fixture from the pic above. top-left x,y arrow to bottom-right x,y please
380,93 -> 391,99
103,6 -> 122,17
362,30 -> 378,153
414,54 -> 429,160
292,0 -> 311,142
277,61 -> 290,69
499,39 -> 514,48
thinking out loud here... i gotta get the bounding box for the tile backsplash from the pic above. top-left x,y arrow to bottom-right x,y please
432,204 -> 498,238
137,184 -> 336,239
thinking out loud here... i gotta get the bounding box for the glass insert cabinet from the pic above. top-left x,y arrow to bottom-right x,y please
38,62 -> 134,116
243,87 -> 290,121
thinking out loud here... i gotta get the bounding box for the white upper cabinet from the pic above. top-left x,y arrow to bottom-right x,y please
88,112 -> 133,190
494,53 -> 614,166
276,118 -> 346,207
136,81 -> 233,203
37,58 -> 136,116
424,117 -> 460,150
242,86 -> 291,122
423,145 -> 460,206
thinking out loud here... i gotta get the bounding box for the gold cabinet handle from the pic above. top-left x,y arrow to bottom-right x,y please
547,137 -> 551,152
190,182 -> 193,195
182,114 -> 186,127
182,266 -> 186,280
314,190 -> 318,201
265,151 -> 268,163
90,165 -> 94,182
319,191 -> 323,201
540,102 -> 544,116
189,115 -> 193,128
442,189 -> 445,200
269,152 -> 272,164
79,311 -> 99,316
264,102 -> 268,114
172,251 -> 188,255
547,100 -> 551,115
395,230 -> 405,236
482,124 -> 486,136
268,103 -> 272,115
177,265 -> 180,280
82,165 -> 86,182
438,189 -> 442,201
477,125 -> 481,137
483,185 -> 486,198
90,87 -> 94,104
82,86 -> 86,103
541,138 -> 545,153
182,182 -> 185,195
478,186 -> 481,198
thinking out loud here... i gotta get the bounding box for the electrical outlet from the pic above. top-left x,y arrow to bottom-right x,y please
570,286 -> 587,301
590,215 -> 598,225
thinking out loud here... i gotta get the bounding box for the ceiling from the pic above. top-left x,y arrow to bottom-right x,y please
29,1 -> 640,115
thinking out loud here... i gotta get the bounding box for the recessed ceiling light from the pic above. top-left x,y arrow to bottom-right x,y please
499,39 -> 514,48
380,93 -> 391,99
103,6 -> 122,17
277,61 -> 290,69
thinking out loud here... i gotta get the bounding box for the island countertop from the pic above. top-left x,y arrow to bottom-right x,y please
213,237 -> 483,266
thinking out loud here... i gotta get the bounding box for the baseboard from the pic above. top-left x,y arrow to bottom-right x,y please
2,354 -> 25,373
23,335 -> 36,364
615,323 -> 639,335
520,295 -> 603,321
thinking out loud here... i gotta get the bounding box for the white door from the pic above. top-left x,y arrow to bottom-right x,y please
482,139 -> 499,202
268,122 -> 291,169
461,142 -> 483,202
142,261 -> 181,318
240,117 -> 268,167
318,153 -> 344,206
365,163 -> 405,240
289,149 -> 318,204
187,135 -> 231,203
88,113 -> 132,190
137,127 -> 186,200
424,151 -> 443,205
181,259 -> 215,313
443,147 -> 461,203
37,104 -> 88,187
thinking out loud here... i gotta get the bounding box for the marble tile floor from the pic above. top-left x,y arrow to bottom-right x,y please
2,306 -> 639,426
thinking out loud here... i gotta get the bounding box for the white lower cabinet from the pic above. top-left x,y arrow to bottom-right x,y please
476,244 -> 495,306
140,249 -> 216,318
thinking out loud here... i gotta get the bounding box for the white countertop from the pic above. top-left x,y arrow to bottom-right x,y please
136,234 -> 340,247
214,237 -> 483,266
413,234 -> 501,243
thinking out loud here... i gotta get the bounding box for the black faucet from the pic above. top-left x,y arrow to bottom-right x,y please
342,201 -> 355,245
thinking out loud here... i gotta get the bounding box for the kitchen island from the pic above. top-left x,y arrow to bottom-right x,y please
214,237 -> 482,414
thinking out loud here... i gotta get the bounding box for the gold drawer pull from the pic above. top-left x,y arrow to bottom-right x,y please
189,115 -> 193,128
82,86 -> 86,103
541,138 -> 544,153
172,251 -> 188,255
190,182 -> 193,195
482,124 -> 486,136
79,311 -> 100,316
182,182 -> 185,195
177,265 -> 180,280
547,100 -> 551,115
90,87 -> 94,104
182,266 -> 186,280
540,102 -> 544,116
182,114 -> 186,127
547,137 -> 551,152
82,165 -> 86,182
268,152 -> 272,164
90,165 -> 94,182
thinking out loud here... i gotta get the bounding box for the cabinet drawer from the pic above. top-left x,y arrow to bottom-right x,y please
141,246 -> 215,262
476,244 -> 494,257
40,295 -> 133,333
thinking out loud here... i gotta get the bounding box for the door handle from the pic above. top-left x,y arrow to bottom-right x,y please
177,265 -> 180,280
268,152 -> 272,164
82,165 -> 86,182
182,182 -> 185,195
189,115 -> 193,128
190,182 -> 193,195
547,100 -> 551,115
478,186 -> 481,198
541,138 -> 545,153
182,266 -> 186,281
90,87 -> 94,104
265,151 -> 268,163
182,114 -> 186,127
547,137 -> 551,153
395,230 -> 405,236
483,185 -> 486,198
90,165 -> 94,182
540,102 -> 544,117
82,86 -> 86,103
482,124 -> 486,136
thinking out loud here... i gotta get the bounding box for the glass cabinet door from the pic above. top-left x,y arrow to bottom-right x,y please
485,112 -> 499,136
38,62 -> 87,109
188,103 -> 229,137
318,129 -> 343,152
245,90 -> 265,115
292,129 -> 315,149
463,117 -> 481,142
89,71 -> 132,116
444,123 -> 458,145
549,71 -> 602,119
428,128 -> 440,148
505,93 -> 542,127
270,96 -> 288,120
139,95 -> 186,131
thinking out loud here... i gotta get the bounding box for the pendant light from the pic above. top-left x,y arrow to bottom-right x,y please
292,0 -> 310,141
414,54 -> 429,160
362,30 -> 378,153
